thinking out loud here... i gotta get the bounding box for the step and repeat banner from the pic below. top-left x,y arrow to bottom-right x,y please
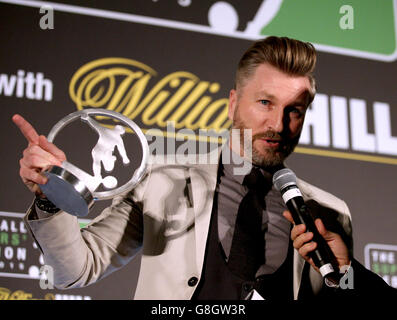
0,0 -> 396,299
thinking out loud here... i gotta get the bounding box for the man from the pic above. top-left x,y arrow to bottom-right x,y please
13,36 -> 394,300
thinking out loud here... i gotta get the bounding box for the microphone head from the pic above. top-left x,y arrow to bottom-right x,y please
273,168 -> 297,191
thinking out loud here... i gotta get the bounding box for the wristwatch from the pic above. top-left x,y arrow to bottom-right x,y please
35,196 -> 60,214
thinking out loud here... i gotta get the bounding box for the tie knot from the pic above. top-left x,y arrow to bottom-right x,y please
243,167 -> 270,191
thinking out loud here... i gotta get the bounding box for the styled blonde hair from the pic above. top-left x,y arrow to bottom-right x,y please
235,36 -> 317,104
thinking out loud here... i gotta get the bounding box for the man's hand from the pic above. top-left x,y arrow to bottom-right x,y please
283,210 -> 350,272
12,114 -> 67,197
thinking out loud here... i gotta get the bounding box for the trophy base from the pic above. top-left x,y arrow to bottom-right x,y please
39,166 -> 94,217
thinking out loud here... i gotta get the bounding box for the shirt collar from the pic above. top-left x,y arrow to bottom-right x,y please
220,142 -> 277,187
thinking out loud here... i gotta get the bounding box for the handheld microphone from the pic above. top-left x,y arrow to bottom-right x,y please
273,168 -> 337,279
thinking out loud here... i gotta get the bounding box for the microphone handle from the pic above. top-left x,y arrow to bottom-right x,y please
285,196 -> 336,274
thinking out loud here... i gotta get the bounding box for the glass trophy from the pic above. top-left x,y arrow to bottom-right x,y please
39,109 -> 149,217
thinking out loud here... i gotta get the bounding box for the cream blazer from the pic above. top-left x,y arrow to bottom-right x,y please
24,151 -> 353,300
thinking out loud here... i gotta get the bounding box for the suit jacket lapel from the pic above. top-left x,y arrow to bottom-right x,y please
189,148 -> 221,274
293,179 -> 323,299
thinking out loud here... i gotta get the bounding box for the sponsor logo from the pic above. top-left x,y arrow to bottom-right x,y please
0,211 -> 89,279
300,94 -> 397,158
256,0 -> 397,61
5,0 -> 397,61
0,212 -> 37,279
69,58 -> 397,165
0,70 -> 53,101
365,243 -> 397,288
69,58 -> 230,136
0,287 -> 91,300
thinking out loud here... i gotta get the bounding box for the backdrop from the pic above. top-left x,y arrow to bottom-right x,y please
0,0 -> 396,300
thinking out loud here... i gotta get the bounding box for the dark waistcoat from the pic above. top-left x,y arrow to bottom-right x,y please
192,192 -> 295,300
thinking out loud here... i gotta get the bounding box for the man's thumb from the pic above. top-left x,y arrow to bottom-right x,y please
39,135 -> 66,163
314,218 -> 332,240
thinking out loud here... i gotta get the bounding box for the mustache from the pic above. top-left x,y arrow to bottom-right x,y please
253,131 -> 283,141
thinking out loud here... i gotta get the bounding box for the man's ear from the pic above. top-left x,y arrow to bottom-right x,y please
228,89 -> 237,121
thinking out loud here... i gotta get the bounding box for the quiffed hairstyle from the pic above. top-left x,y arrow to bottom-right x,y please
235,36 -> 317,104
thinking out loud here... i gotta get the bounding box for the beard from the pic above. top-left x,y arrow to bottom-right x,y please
232,112 -> 300,169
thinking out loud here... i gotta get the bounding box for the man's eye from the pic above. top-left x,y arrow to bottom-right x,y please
259,100 -> 270,105
289,107 -> 304,118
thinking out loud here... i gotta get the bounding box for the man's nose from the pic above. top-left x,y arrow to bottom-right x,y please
267,107 -> 284,132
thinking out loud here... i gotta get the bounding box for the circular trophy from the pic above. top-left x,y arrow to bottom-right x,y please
39,109 -> 149,217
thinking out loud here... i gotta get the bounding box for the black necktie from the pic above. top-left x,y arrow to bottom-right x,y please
227,167 -> 271,280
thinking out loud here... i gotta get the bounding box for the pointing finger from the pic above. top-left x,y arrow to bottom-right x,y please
12,114 -> 39,145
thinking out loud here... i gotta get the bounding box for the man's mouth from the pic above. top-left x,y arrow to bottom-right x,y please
260,138 -> 281,148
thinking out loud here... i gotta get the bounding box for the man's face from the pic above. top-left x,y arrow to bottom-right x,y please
228,63 -> 312,168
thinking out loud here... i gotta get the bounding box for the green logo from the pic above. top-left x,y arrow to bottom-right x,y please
254,0 -> 397,61
208,0 -> 397,61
